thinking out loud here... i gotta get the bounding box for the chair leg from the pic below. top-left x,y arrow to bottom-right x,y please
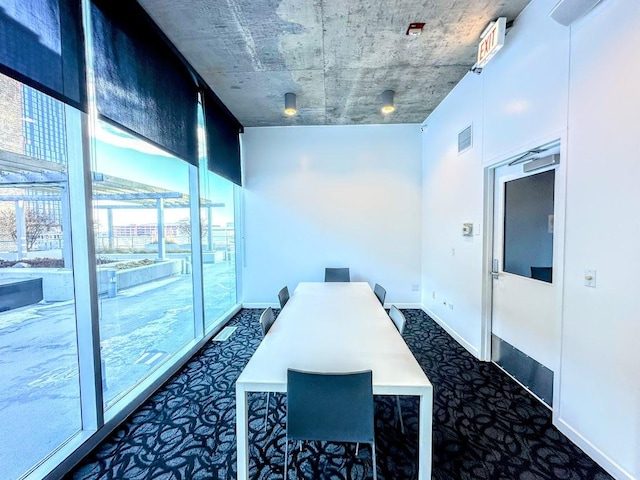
264,392 -> 270,431
396,395 -> 404,434
355,442 -> 359,456
371,440 -> 377,480
284,438 -> 288,480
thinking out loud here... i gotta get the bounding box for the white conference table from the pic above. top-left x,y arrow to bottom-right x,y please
236,282 -> 433,479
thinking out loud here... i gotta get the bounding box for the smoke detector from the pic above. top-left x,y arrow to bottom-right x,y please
405,22 -> 425,36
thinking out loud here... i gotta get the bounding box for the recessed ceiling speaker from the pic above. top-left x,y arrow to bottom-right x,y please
549,0 -> 603,26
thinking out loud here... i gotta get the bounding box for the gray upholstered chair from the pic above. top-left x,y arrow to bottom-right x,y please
373,283 -> 386,306
278,286 -> 290,309
389,305 -> 405,334
324,267 -> 350,282
285,369 -> 377,479
389,305 -> 406,433
530,266 -> 552,282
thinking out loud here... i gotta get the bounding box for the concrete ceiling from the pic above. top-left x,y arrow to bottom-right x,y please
138,0 -> 531,127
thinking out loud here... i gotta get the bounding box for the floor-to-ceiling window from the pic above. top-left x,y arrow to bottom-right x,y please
0,0 -> 241,476
200,172 -> 237,329
0,76 -> 82,480
198,117 -> 237,328
91,121 -> 197,408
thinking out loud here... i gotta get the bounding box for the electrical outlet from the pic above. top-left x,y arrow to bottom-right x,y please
451,248 -> 455,256
432,291 -> 436,299
411,284 -> 419,292
448,302 -> 454,310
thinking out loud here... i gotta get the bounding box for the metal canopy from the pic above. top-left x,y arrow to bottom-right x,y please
0,151 -> 219,209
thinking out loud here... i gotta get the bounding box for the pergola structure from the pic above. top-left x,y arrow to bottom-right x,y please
0,150 -> 223,265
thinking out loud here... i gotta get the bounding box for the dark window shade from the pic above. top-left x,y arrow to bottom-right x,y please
0,0 -> 86,110
203,87 -> 242,186
90,0 -> 198,165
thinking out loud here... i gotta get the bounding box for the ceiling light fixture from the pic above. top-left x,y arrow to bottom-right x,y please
381,90 -> 395,114
405,22 -> 425,36
284,92 -> 297,116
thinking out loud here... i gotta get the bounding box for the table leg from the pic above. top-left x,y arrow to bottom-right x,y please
418,388 -> 433,479
236,385 -> 249,480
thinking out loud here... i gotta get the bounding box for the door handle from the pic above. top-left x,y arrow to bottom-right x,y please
491,259 -> 500,279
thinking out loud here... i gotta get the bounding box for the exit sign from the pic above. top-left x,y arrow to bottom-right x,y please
477,17 -> 506,68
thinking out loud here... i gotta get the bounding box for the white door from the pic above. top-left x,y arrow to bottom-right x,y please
490,144 -> 561,406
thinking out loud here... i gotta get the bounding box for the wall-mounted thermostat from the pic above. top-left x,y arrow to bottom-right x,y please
462,223 -> 473,236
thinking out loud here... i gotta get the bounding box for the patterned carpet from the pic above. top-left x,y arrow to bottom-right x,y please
67,309 -> 613,480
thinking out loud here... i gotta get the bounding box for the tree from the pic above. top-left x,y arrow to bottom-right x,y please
0,206 -> 58,251
176,217 -> 207,240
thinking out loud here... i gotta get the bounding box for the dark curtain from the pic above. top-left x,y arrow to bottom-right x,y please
203,86 -> 243,185
0,0 -> 86,110
90,0 -> 198,165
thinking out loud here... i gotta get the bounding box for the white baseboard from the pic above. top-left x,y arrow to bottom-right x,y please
243,302 -> 424,310
242,303 -> 279,309
384,302 -> 423,309
555,416 -> 636,480
421,306 -> 480,359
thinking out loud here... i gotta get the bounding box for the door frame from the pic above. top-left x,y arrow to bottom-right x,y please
480,133 -> 568,411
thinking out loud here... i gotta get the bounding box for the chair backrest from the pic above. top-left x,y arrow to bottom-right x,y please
530,266 -> 552,282
389,305 -> 405,335
325,267 -> 350,282
259,306 -> 275,337
287,369 -> 374,444
278,286 -> 290,309
373,283 -> 386,306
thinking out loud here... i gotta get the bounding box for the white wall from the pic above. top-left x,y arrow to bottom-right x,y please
481,0 -> 569,163
421,73 -> 484,356
421,0 -> 639,478
242,124 -> 422,306
559,0 -> 640,477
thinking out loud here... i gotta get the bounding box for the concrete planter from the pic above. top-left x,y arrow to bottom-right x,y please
0,268 -> 74,302
0,259 -> 182,302
97,260 -> 182,297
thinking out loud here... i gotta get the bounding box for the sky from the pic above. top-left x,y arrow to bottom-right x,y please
92,121 -> 234,227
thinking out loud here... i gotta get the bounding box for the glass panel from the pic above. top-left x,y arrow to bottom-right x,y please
198,108 -> 237,329
92,120 -> 195,408
200,171 -> 236,328
503,169 -> 555,283
0,76 -> 81,479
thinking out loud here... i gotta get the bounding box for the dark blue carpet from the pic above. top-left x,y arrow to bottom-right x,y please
67,309 -> 612,480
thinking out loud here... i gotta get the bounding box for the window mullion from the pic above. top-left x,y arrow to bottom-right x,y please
65,104 -> 103,430
189,165 -> 205,338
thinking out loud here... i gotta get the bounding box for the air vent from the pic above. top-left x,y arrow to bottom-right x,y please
458,125 -> 472,153
212,326 -> 237,342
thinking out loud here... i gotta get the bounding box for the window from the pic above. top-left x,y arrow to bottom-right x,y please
0,74 -> 82,480
0,1 -> 241,475
197,107 -> 237,329
503,169 -> 555,283
92,121 -> 196,408
200,170 -> 237,328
